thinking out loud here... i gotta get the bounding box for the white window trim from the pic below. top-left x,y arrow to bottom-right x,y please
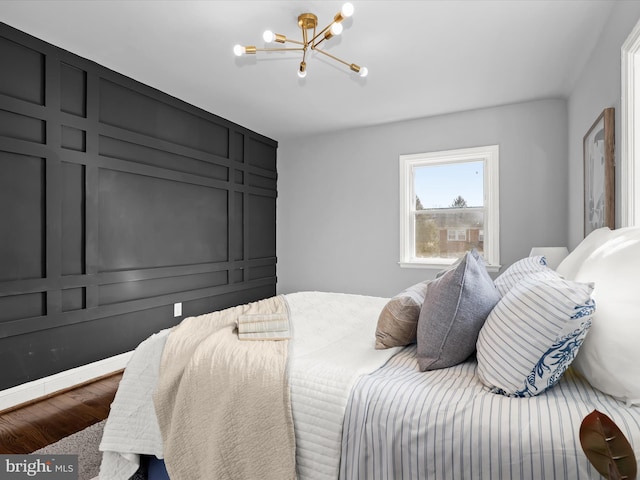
399,145 -> 500,271
621,19 -> 640,227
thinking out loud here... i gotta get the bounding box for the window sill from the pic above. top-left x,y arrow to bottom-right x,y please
398,261 -> 501,273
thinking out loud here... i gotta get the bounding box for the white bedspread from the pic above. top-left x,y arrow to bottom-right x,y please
286,292 -> 401,479
99,291 -> 399,480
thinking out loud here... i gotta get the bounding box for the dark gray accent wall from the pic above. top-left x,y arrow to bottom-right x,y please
0,23 -> 277,390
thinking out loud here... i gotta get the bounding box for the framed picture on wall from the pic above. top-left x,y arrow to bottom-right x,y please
583,107 -> 615,237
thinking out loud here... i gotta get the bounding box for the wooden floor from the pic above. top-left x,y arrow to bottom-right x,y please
0,371 -> 123,454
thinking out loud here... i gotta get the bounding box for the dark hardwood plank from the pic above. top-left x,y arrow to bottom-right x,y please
0,371 -> 122,454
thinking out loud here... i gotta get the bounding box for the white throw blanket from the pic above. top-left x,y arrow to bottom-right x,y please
98,292 -> 400,480
99,329 -> 169,480
153,294 -> 295,480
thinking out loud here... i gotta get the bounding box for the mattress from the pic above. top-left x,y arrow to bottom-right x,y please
340,344 -> 640,480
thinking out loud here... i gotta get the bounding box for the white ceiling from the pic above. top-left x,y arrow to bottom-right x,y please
0,0 -> 615,142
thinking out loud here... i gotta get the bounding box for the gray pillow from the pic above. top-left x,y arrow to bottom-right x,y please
434,254 -> 466,279
417,250 -> 500,371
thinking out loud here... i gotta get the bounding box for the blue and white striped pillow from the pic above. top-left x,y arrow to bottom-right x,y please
476,270 -> 595,397
494,255 -> 549,297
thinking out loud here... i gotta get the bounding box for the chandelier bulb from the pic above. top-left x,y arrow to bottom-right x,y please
330,23 -> 343,36
298,61 -> 307,78
341,3 -> 355,18
263,30 -> 275,43
233,44 -> 244,56
350,63 -> 368,77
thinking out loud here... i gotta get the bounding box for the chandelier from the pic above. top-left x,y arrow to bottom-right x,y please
233,3 -> 368,79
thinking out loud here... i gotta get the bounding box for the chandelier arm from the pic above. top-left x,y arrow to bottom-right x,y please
309,23 -> 334,46
311,35 -> 328,50
313,47 -> 351,68
254,47 -> 305,53
284,38 -> 305,47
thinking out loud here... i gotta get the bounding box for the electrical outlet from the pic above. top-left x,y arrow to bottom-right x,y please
173,302 -> 182,317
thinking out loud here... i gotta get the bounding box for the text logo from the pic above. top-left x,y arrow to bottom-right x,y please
0,455 -> 77,479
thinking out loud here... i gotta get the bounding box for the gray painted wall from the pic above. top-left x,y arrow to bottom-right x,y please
567,1 -> 640,249
277,99 -> 568,298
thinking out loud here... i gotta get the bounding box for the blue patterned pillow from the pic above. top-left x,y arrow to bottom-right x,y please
493,255 -> 549,297
476,270 -> 595,397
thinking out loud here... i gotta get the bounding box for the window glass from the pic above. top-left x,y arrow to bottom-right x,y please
415,161 -> 483,260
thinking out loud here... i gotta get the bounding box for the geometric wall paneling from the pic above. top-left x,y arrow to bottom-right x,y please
98,135 -> 229,181
247,263 -> 277,282
231,269 -> 244,284
0,36 -> 44,105
180,283 -> 276,321
97,169 -> 228,271
61,161 -> 85,276
98,79 -> 229,158
0,150 -> 45,282
61,125 -> 86,151
231,131 -> 244,163
98,270 -> 228,306
0,108 -> 45,144
0,22 -> 278,390
247,192 -> 277,260
246,136 -> 276,171
62,287 -> 85,312
231,191 -> 244,262
0,304 -> 175,388
60,62 -> 86,117
248,170 -> 277,190
0,292 -> 47,324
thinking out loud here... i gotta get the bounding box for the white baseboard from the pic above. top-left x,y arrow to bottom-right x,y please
0,351 -> 133,412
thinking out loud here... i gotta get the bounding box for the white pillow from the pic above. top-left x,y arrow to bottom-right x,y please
493,255 -> 549,297
571,226 -> 640,405
476,271 -> 595,397
555,227 -> 612,280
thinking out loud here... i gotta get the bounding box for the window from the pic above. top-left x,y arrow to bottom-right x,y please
399,145 -> 500,270
447,229 -> 467,241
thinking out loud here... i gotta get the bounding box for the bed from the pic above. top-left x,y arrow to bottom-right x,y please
98,226 -> 640,480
